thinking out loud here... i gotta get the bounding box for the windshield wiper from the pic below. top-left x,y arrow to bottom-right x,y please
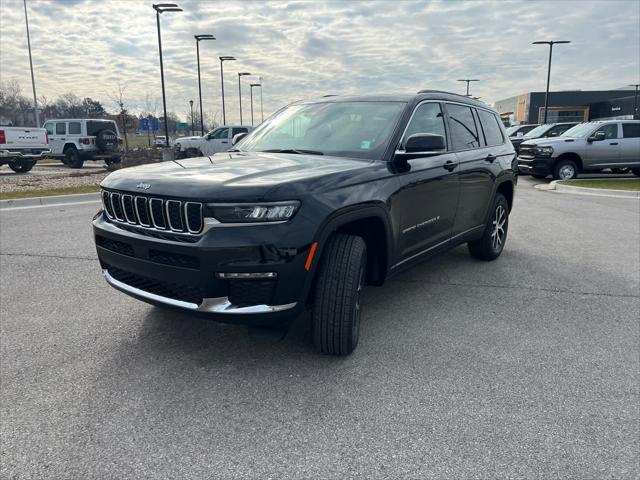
260,148 -> 324,155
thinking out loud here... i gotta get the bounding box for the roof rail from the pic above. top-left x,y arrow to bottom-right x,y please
322,94 -> 337,97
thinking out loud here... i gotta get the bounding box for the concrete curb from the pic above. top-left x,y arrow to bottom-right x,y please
0,192 -> 100,209
547,181 -> 640,199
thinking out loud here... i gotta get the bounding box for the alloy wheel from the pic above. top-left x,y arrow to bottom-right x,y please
558,164 -> 575,180
491,205 -> 506,251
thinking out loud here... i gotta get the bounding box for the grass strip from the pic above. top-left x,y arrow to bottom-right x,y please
0,185 -> 100,200
558,179 -> 640,191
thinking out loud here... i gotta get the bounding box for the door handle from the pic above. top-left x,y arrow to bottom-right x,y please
609,142 -> 618,145
443,160 -> 457,171
221,141 -> 228,144
485,154 -> 496,163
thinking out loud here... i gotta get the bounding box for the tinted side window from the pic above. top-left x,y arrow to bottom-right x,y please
403,102 -> 446,149
447,104 -> 480,150
44,123 -> 54,135
68,122 -> 81,135
622,123 -> 640,138
55,123 -> 66,135
477,109 -> 503,146
212,128 -> 229,139
596,124 -> 618,139
232,127 -> 248,136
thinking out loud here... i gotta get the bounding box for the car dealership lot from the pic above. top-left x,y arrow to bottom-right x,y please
1,176 -> 638,478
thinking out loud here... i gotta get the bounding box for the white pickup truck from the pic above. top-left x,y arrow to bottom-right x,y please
174,125 -> 253,158
0,126 -> 50,173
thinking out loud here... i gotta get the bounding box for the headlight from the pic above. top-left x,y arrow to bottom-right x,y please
208,201 -> 300,223
538,146 -> 554,156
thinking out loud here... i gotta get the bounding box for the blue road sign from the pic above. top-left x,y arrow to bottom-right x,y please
150,118 -> 159,131
140,117 -> 149,131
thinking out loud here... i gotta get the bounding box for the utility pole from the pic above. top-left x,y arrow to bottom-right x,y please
23,0 -> 40,127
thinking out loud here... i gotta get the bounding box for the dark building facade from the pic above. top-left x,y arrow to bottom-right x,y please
494,89 -> 637,125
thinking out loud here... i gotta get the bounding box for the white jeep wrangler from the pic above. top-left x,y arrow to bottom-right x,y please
43,119 -> 123,168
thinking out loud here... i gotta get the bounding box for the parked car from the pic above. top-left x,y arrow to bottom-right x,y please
154,135 -> 168,147
517,120 -> 640,179
506,124 -> 539,143
0,126 -> 50,173
174,125 -> 253,158
511,122 -> 578,154
43,119 -> 122,168
94,91 -> 517,355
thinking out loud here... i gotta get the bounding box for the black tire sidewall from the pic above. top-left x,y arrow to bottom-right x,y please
468,193 -> 509,261
553,160 -> 578,180
64,148 -> 83,168
8,160 -> 36,173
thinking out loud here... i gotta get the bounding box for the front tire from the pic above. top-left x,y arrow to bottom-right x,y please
312,234 -> 367,356
553,159 -> 578,180
8,160 -> 36,173
468,193 -> 509,261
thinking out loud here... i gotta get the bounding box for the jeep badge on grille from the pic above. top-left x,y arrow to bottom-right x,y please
136,182 -> 151,190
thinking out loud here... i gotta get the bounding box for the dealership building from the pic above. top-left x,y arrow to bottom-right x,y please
494,87 -> 638,125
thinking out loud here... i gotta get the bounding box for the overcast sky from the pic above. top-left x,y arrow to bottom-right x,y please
1,0 -> 638,124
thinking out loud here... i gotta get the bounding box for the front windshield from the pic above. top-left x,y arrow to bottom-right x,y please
505,126 -> 519,135
523,124 -> 550,139
237,101 -> 406,159
561,123 -> 594,138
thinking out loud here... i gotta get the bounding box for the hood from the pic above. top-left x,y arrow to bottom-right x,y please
101,152 -> 375,201
174,136 -> 202,143
521,137 -> 576,148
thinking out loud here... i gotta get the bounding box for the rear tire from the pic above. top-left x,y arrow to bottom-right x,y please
63,147 -> 84,169
468,193 -> 509,261
185,148 -> 202,158
8,160 -> 36,173
312,234 -> 367,356
553,159 -> 578,180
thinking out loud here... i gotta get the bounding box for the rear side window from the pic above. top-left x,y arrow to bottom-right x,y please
622,123 -> 640,138
446,104 -> 480,150
232,127 -> 248,136
402,102 -> 447,149
55,123 -> 66,135
68,122 -> 81,135
211,128 -> 229,139
477,109 -> 504,146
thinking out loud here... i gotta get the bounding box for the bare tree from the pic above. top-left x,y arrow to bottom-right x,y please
108,82 -> 130,152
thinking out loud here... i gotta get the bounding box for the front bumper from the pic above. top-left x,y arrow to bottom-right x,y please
93,211 -> 315,325
516,155 -> 553,176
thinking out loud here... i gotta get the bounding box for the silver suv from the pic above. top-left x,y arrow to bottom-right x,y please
517,120 -> 640,179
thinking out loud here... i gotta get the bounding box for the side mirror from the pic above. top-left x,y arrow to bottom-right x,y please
232,132 -> 248,145
403,133 -> 446,153
588,131 -> 606,142
548,132 -> 558,137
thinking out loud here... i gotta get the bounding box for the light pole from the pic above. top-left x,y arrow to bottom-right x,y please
189,100 -> 194,134
629,84 -> 640,120
23,0 -> 39,127
457,79 -> 479,97
195,34 -> 215,135
533,40 -> 571,123
237,72 -> 251,125
250,82 -> 261,126
153,3 -> 182,148
259,76 -> 264,123
219,56 -> 236,125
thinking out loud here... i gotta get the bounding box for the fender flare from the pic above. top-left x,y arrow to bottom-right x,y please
300,203 -> 394,303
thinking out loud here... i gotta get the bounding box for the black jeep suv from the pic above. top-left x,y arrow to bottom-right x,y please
94,91 -> 516,355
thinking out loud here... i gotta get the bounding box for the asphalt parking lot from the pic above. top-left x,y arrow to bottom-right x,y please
1,175 -> 638,479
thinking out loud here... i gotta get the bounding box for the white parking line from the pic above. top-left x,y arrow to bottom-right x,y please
0,200 -> 102,212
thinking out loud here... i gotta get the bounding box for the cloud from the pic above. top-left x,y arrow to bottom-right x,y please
0,0 -> 638,124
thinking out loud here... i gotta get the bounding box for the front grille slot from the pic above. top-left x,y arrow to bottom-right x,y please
228,279 -> 276,307
96,235 -> 135,256
104,263 -> 204,304
111,193 -> 124,221
150,198 -> 167,230
101,190 -> 204,237
135,197 -> 151,226
166,200 -> 184,231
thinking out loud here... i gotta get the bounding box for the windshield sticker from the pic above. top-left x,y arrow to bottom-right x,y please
360,140 -> 371,149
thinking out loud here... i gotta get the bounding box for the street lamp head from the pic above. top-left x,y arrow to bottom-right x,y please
154,4 -> 182,13
238,72 -> 251,76
220,56 -> 236,61
189,99 -> 193,106
250,83 -> 261,88
533,40 -> 571,45
195,34 -> 215,41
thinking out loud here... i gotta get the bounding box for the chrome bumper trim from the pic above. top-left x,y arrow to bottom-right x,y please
102,269 -> 297,314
